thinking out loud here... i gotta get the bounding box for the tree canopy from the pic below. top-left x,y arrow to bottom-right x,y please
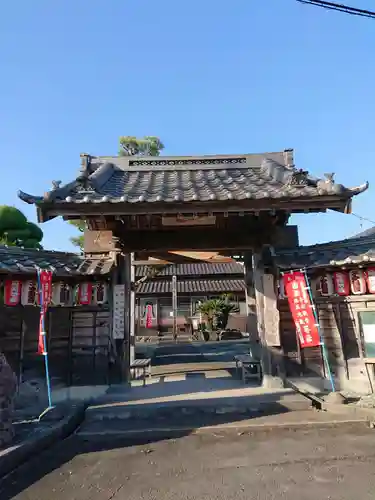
69,135 -> 165,250
0,206 -> 43,249
69,219 -> 85,251
119,136 -> 164,156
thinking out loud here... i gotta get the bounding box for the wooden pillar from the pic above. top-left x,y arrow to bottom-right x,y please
249,250 -> 284,388
130,253 -> 135,364
243,252 -> 257,340
122,252 -> 135,382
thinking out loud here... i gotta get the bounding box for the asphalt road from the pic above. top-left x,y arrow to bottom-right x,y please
2,423 -> 375,499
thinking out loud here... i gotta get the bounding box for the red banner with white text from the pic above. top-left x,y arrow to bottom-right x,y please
37,270 -> 53,354
283,271 -> 320,348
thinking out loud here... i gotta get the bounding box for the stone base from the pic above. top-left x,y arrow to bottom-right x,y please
262,375 -> 285,389
324,391 -> 347,405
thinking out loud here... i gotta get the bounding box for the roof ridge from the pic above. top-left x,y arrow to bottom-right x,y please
0,244 -> 82,258
278,233 -> 375,255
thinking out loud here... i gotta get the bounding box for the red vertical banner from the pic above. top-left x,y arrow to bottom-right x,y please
146,304 -> 153,328
38,314 -> 45,354
283,271 -> 320,348
37,271 -> 53,354
39,271 -> 52,310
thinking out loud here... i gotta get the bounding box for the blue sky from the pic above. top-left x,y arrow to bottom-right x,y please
1,0 -> 374,252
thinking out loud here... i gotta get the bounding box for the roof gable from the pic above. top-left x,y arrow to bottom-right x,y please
18,150 -> 368,220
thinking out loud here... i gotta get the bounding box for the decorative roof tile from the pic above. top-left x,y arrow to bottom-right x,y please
136,279 -> 246,294
18,151 -> 368,212
0,245 -> 113,277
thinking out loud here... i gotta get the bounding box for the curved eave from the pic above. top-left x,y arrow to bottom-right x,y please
347,181 -> 369,196
18,190 -> 44,205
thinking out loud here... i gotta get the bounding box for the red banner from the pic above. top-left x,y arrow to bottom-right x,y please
38,314 -> 45,354
37,270 -> 52,354
283,271 -> 320,348
146,304 -> 153,328
39,270 -> 53,311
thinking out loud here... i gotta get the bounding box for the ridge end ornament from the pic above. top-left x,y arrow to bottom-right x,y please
287,169 -> 309,187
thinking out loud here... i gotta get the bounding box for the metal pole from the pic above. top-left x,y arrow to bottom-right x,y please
36,270 -> 53,408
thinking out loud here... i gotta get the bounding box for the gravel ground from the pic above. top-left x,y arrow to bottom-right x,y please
1,423 -> 375,500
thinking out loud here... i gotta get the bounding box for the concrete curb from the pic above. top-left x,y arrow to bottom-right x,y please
0,403 -> 87,479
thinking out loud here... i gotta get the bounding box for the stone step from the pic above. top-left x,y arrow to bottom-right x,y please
84,394 -> 312,424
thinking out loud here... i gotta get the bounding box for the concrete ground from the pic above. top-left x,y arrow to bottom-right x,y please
2,422 -> 375,499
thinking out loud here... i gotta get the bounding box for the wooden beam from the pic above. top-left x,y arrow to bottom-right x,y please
42,195 -> 349,219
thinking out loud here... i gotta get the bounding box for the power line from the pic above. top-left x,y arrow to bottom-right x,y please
296,0 -> 375,18
351,213 -> 375,226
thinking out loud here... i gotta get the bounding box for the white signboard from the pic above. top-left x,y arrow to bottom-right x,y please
112,284 -> 125,339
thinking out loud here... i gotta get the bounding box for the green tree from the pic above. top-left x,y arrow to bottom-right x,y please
69,136 -> 165,250
0,206 -> 43,249
197,295 -> 239,332
68,220 -> 85,250
119,136 -> 164,156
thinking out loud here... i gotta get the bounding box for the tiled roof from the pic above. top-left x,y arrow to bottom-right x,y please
18,151 -> 368,211
135,262 -> 244,277
136,279 -> 246,294
275,234 -> 375,269
0,245 -> 114,276
350,226 -> 375,239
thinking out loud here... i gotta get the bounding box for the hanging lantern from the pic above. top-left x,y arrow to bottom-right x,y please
308,277 -> 320,297
4,280 -> 21,306
78,282 -> 92,305
366,267 -> 375,294
52,283 -> 72,306
21,281 -> 37,306
146,304 -> 153,328
318,274 -> 334,297
349,269 -> 366,295
93,282 -> 108,305
333,271 -> 350,296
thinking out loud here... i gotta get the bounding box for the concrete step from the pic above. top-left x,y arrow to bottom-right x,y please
84,392 -> 312,424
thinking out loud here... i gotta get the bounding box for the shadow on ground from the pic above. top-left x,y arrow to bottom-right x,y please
0,391 -> 299,500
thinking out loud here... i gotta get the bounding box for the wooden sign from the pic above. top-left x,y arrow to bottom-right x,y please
162,215 -> 216,227
112,284 -> 125,339
263,274 -> 280,346
84,230 -> 115,253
